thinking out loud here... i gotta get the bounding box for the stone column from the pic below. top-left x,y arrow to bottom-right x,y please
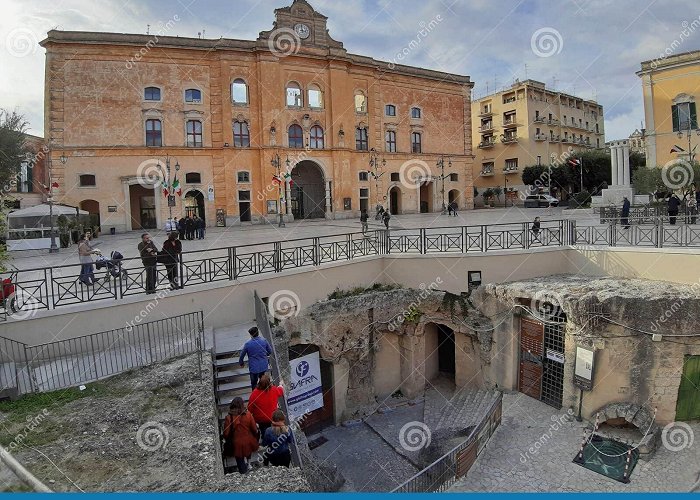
123,181 -> 132,231
610,143 -> 619,186
325,180 -> 331,217
622,141 -> 631,186
616,143 -> 625,187
285,179 -> 292,216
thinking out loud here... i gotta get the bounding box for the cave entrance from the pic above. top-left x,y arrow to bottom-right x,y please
289,344 -> 334,434
425,323 -> 455,383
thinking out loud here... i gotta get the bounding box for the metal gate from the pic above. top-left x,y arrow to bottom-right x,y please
676,355 -> 700,421
541,313 -> 566,409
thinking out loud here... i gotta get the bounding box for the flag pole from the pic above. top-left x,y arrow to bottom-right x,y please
580,157 -> 583,193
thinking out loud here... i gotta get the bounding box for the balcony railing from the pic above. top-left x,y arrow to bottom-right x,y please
480,169 -> 495,176
503,166 -> 519,174
478,124 -> 494,132
501,136 -> 518,144
478,109 -> 494,117
502,118 -> 520,127
549,135 -> 560,143
533,116 -> 545,124
547,118 -> 559,126
478,139 -> 496,148
534,133 -> 547,141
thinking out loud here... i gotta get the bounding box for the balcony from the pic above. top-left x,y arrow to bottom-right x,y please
548,135 -> 560,143
480,168 -> 495,177
501,135 -> 518,144
533,116 -> 545,124
503,166 -> 519,174
503,117 -> 520,128
479,109 -> 494,117
479,123 -> 494,132
478,139 -> 496,148
547,118 -> 559,126
534,133 -> 547,141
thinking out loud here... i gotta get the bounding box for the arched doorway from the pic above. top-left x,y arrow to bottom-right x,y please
290,161 -> 326,219
184,190 -> 205,223
389,186 -> 402,215
79,199 -> 101,230
419,181 -> 433,213
129,184 -> 156,230
448,189 -> 460,206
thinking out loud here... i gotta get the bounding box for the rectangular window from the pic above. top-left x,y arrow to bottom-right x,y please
79,174 -> 96,187
186,120 -> 203,147
449,173 -> 458,182
144,87 -> 161,101
356,128 -> 368,151
505,158 -> 518,171
537,155 -> 542,166
233,121 -> 251,148
385,130 -> 397,153
238,190 -> 251,201
185,89 -> 202,103
145,119 -> 162,147
359,188 -> 369,198
343,198 -> 352,210
390,173 -> 400,182
411,132 -> 422,153
673,102 -> 698,132
359,172 -> 369,181
238,171 -> 250,183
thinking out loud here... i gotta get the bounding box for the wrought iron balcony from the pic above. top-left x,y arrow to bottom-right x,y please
534,133 -> 547,141
501,135 -> 518,144
478,139 -> 496,148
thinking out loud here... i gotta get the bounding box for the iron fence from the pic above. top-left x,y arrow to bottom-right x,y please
392,392 -> 503,493
572,218 -> 700,248
0,311 -> 204,395
2,218 -> 699,319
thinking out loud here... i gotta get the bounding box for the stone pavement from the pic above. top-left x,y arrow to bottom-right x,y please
450,392 -> 700,492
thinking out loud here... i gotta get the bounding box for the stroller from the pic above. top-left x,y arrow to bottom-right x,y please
0,265 -> 19,313
95,251 -> 129,282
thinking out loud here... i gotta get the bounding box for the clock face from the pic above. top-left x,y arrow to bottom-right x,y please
294,23 -> 310,39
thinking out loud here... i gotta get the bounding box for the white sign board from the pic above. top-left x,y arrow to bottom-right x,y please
288,352 -> 323,420
207,185 -> 215,201
574,346 -> 595,390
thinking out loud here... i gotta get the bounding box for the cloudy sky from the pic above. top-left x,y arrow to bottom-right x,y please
1,0 -> 699,139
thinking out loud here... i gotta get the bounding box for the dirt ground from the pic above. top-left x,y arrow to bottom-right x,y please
0,353 -> 310,492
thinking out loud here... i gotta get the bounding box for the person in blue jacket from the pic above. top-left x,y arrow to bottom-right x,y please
239,326 -> 272,388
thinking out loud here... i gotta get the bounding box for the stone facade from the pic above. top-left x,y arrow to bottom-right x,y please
39,0 -> 474,232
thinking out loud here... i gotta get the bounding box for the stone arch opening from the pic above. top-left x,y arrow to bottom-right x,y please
425,322 -> 456,382
448,189 -> 460,206
389,186 -> 402,215
592,402 -> 660,455
184,189 -> 206,223
290,160 -> 326,219
79,199 -> 101,230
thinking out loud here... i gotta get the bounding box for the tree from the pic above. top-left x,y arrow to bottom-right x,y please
492,186 -> 503,204
473,186 -> 479,198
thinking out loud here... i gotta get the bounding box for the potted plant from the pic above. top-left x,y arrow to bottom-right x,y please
483,188 -> 495,207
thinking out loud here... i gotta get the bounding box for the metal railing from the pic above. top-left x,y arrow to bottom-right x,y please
0,311 -> 204,395
3,218 -> 699,320
392,392 -> 503,493
254,291 -> 303,468
573,217 -> 700,248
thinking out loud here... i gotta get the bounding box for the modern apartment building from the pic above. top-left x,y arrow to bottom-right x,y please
472,80 -> 605,203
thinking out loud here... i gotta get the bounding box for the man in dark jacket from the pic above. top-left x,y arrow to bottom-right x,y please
239,327 -> 272,388
138,233 -> 159,294
162,232 -> 182,290
668,193 -> 681,225
621,196 -> 631,229
360,209 -> 369,235
178,217 -> 186,240
185,216 -> 195,240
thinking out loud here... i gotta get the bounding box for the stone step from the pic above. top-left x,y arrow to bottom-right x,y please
435,388 -> 500,431
217,379 -> 250,393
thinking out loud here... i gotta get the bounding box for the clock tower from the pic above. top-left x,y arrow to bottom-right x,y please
258,0 -> 346,55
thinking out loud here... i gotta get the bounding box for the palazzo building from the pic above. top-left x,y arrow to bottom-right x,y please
40,0 -> 474,232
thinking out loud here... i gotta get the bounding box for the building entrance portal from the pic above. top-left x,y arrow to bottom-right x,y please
291,161 -> 326,220
419,181 -> 433,213
389,186 -> 402,215
184,190 -> 206,222
437,324 -> 456,376
129,184 -> 157,230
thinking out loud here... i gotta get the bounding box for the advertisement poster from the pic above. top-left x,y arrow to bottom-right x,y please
288,352 -> 323,419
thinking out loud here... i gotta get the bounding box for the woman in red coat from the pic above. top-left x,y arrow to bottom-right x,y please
223,397 -> 259,473
248,373 -> 284,436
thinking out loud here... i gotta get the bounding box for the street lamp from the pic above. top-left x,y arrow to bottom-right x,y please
369,148 -> 386,213
270,153 -> 287,227
48,151 -> 67,253
436,156 -> 452,214
157,155 -> 181,229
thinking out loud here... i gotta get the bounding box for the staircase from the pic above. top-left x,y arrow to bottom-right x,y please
213,323 -> 256,474
434,387 -> 501,432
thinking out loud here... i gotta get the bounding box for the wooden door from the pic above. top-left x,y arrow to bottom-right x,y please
676,356 -> 700,421
519,317 -> 544,400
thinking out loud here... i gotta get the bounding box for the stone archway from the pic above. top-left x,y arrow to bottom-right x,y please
448,189 -> 461,206
79,199 -> 101,230
290,160 -> 326,219
419,181 -> 433,213
184,189 -> 206,223
592,402 -> 660,455
389,186 -> 402,215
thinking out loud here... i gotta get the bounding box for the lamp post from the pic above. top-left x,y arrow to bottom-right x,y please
436,156 -> 451,214
48,151 -> 67,253
157,155 -> 180,229
270,153 -> 287,227
369,148 -> 386,212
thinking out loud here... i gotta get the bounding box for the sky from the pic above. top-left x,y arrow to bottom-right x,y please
1,0 -> 699,140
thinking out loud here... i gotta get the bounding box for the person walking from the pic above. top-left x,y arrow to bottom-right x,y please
531,216 -> 541,242
222,397 -> 259,474
196,216 -> 206,240
262,410 -> 294,468
178,216 -> 186,240
185,215 -> 195,240
248,373 -> 284,437
668,193 -> 681,225
161,232 -> 182,290
621,196 -> 631,229
239,326 -> 272,388
360,209 -> 369,235
685,184 -> 698,224
78,233 -> 98,285
138,233 -> 159,294
382,210 -> 391,230
449,201 -> 458,217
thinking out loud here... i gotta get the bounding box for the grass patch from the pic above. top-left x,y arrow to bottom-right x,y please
327,283 -> 402,300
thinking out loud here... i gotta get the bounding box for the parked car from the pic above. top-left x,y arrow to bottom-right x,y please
524,194 -> 559,208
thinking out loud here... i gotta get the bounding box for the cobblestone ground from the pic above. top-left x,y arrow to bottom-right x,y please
451,392 -> 700,492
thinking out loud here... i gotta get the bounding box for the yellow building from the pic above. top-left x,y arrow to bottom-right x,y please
472,80 -> 605,204
637,50 -> 700,168
39,0 -> 474,232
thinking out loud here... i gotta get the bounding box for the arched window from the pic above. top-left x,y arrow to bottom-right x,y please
288,124 -> 304,148
355,92 -> 367,113
286,82 -> 303,107
186,120 -> 203,147
385,130 -> 397,152
145,119 -> 162,146
233,121 -> 250,148
385,104 -> 396,117
144,87 -> 161,101
185,173 -> 202,184
356,127 -> 368,151
411,107 -> 422,119
79,174 -> 96,187
308,84 -> 323,108
310,125 -> 324,149
411,132 -> 422,153
185,89 -> 202,103
232,79 -> 248,105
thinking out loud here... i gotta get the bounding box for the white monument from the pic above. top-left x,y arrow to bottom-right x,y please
591,140 -> 640,207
